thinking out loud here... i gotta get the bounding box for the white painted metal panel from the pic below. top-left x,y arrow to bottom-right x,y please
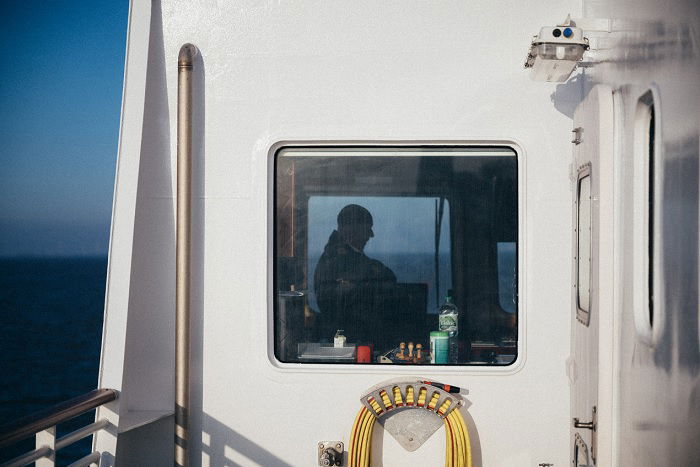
99,1 -> 584,465
571,85 -> 615,466
93,0 -> 700,465
582,1 -> 700,465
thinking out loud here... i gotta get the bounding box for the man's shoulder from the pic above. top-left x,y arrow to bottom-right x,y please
368,259 -> 397,281
317,243 -> 356,268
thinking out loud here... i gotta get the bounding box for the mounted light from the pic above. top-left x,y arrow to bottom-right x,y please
524,15 -> 589,82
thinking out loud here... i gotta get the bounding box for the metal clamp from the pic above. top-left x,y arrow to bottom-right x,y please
317,441 -> 343,466
572,127 -> 583,144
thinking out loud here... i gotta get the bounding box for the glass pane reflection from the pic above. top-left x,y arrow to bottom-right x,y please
274,147 -> 518,365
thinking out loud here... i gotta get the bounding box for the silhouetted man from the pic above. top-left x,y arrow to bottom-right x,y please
314,204 -> 397,345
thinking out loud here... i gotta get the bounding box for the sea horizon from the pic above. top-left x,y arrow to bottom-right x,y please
0,256 -> 108,463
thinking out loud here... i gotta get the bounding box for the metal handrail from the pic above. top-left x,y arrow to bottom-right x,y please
67,450 -> 101,467
1,446 -> 51,467
0,388 -> 117,449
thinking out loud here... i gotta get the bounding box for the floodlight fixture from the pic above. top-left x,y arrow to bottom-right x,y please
524,15 -> 589,82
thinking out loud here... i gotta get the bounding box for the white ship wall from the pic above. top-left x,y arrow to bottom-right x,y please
93,0 -> 700,465
580,0 -> 700,465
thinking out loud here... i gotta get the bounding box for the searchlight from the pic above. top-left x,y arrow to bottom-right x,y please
524,15 -> 589,82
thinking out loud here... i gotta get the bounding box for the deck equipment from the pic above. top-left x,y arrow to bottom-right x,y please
349,380 -> 472,466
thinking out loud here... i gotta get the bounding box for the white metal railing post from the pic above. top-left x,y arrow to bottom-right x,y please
0,389 -> 117,467
35,427 -> 56,467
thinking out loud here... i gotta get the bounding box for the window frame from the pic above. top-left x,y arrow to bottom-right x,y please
575,163 -> 592,326
267,141 -> 526,374
632,88 -> 664,346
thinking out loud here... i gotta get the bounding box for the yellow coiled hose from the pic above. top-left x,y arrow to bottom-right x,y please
349,407 -> 376,467
444,408 -> 472,467
348,401 -> 472,467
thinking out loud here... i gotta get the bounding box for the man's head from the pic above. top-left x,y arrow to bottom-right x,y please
337,204 -> 374,251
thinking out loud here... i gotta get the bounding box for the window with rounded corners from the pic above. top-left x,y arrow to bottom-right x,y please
273,146 -> 519,366
575,164 -> 592,326
633,89 -> 663,345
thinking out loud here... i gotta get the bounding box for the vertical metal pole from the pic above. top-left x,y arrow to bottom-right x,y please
176,43 -> 198,467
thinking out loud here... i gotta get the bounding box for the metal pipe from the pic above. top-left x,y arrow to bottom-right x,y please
0,389 -> 117,449
66,451 -> 101,467
55,419 -> 109,451
176,42 -> 198,467
1,446 -> 52,467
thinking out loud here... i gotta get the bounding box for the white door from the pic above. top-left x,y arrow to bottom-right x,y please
571,85 -> 615,467
95,3 -> 582,466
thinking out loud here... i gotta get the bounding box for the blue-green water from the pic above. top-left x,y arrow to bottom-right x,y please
0,257 -> 106,464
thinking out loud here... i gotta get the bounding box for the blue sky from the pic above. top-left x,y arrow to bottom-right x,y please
0,1 -> 128,256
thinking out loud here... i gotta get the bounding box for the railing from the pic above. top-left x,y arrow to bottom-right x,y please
0,388 -> 118,467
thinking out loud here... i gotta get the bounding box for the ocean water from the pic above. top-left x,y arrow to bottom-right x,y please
0,257 -> 106,464
0,253 -> 444,462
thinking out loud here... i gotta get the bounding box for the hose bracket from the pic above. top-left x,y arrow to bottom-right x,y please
359,379 -> 466,452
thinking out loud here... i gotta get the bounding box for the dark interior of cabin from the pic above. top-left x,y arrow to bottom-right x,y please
275,147 -> 518,365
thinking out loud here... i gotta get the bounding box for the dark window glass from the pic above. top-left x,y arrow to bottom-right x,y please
274,147 -> 518,365
497,242 -> 517,315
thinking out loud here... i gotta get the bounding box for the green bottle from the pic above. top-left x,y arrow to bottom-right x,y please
438,296 -> 459,363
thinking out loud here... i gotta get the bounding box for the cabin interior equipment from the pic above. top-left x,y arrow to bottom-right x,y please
274,147 -> 519,367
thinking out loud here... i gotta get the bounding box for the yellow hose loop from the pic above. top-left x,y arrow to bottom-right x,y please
454,408 -> 472,467
379,389 -> 393,410
417,387 -> 427,407
392,386 -> 404,407
353,410 -> 365,467
438,398 -> 452,416
367,413 -> 376,466
350,407 -> 377,467
445,413 -> 455,467
367,396 -> 383,415
349,407 -> 367,466
357,410 -> 372,467
450,411 -> 465,467
405,386 -> 415,406
349,399 -> 471,467
444,409 -> 472,467
362,410 -> 376,467
427,391 -> 441,411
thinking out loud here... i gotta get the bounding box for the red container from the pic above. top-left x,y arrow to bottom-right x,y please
356,345 -> 371,363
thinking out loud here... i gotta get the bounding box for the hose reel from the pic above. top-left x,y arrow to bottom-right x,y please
349,379 -> 472,467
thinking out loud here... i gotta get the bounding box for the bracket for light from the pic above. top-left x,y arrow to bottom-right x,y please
524,15 -> 589,82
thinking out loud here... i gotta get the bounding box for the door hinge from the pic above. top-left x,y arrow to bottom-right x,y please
573,405 -> 597,464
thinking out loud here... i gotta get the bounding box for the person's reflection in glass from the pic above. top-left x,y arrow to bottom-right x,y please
314,204 -> 397,346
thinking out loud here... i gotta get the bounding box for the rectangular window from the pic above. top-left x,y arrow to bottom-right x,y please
274,146 -> 518,365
